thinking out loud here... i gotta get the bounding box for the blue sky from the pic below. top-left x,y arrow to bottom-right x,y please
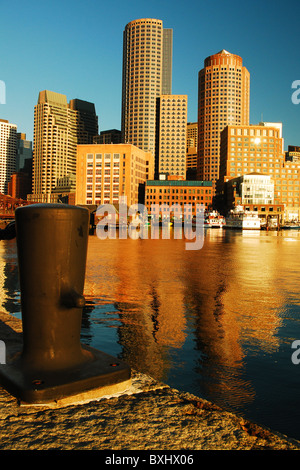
0,0 -> 299,150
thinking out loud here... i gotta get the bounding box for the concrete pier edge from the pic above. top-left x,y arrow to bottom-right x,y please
0,310 -> 299,451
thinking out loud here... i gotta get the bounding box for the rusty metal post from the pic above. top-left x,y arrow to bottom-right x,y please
0,203 -> 131,404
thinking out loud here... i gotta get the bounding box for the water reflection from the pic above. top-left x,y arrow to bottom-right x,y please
83,230 -> 294,409
0,240 -> 20,316
1,230 -> 300,439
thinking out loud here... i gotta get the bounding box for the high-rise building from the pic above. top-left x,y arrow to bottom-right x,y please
197,50 -> 250,190
69,99 -> 98,144
218,123 -> 285,190
31,90 -> 98,203
121,18 -> 173,155
0,119 -> 17,194
16,133 -> 32,172
156,95 -> 187,179
217,123 -> 300,220
186,122 -> 198,179
93,129 -> 122,144
76,143 -> 154,207
162,29 -> 173,95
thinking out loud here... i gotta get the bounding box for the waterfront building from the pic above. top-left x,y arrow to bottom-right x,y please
0,119 -> 17,194
225,173 -> 285,225
31,90 -> 98,203
217,123 -> 300,220
156,94 -> 187,179
121,18 -> 173,154
145,179 -> 213,218
75,143 -> 154,207
197,50 -> 250,191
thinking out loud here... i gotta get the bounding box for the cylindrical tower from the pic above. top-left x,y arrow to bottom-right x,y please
197,50 -> 250,190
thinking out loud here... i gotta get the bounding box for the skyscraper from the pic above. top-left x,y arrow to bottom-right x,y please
0,119 -> 17,194
31,90 -> 98,202
156,94 -> 187,179
16,133 -> 32,172
162,29 -> 173,95
197,50 -> 250,191
186,122 -> 198,179
121,18 -> 173,155
69,99 -> 99,144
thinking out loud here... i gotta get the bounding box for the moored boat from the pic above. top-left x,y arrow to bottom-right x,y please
282,222 -> 300,230
225,206 -> 261,230
204,211 -> 226,228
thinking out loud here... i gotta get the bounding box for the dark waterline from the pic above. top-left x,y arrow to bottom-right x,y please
1,229 -> 300,441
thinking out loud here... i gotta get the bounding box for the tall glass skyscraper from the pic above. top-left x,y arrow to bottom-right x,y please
121,18 -> 173,155
197,50 -> 250,192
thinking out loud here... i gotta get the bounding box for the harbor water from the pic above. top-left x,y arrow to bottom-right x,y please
1,228 -> 300,441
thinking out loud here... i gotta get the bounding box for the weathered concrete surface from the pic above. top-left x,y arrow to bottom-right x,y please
0,311 -> 300,451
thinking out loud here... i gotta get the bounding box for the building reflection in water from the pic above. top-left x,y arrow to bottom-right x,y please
83,228 -> 289,411
0,230 -> 295,415
181,229 -> 285,410
0,240 -> 20,317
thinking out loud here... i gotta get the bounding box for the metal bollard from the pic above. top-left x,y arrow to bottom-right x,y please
0,203 -> 131,404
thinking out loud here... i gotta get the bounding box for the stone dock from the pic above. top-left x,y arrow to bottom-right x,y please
0,311 -> 300,451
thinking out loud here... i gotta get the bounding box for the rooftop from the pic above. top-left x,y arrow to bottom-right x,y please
146,180 -> 212,187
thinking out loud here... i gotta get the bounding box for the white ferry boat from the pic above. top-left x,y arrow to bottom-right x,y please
204,211 -> 226,228
225,206 -> 261,230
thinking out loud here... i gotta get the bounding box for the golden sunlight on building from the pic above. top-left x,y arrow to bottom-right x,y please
76,143 -> 154,207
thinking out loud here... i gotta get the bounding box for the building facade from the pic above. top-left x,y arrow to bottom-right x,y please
162,28 -> 173,95
31,90 -> 98,203
186,122 -> 198,178
16,133 -> 32,172
94,129 -> 122,144
0,119 -> 17,194
69,99 -> 99,144
121,18 -> 172,155
225,174 -> 285,225
76,143 -> 154,207
156,94 -> 187,179
197,50 -> 250,190
286,145 -> 300,163
217,123 -> 300,220
145,179 -> 213,218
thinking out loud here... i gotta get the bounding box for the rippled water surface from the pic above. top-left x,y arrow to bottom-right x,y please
1,229 -> 300,440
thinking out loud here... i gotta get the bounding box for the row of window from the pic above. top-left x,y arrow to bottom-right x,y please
147,188 -> 211,194
147,195 -> 211,202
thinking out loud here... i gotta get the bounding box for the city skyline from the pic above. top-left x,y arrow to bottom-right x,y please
0,0 -> 299,150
